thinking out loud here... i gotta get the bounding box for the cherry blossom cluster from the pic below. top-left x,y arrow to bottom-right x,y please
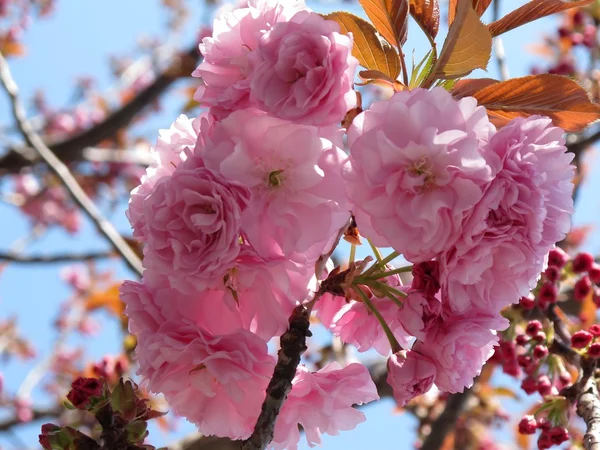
121,0 -> 575,446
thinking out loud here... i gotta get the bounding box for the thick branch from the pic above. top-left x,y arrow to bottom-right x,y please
241,305 -> 312,450
0,406 -> 62,432
0,250 -> 114,264
577,362 -> 600,450
0,45 -> 199,173
420,389 -> 472,450
0,52 -> 143,276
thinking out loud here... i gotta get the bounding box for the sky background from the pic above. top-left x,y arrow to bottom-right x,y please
0,1 -> 598,449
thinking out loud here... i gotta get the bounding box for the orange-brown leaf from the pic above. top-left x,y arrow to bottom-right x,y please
448,0 -> 493,23
325,12 -> 401,79
359,0 -> 409,47
461,74 -> 600,132
86,283 -> 124,317
0,39 -> 25,57
451,78 -> 498,98
409,0 -> 440,41
488,0 -> 594,37
432,0 -> 492,79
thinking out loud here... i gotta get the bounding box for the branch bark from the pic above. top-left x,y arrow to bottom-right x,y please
241,305 -> 312,450
0,45 -> 199,173
577,361 -> 600,450
0,250 -> 114,264
0,406 -> 62,432
420,389 -> 472,450
0,51 -> 143,276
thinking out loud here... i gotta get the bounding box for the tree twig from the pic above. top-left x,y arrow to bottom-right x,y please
241,304 -> 312,450
0,45 -> 200,173
0,250 -> 115,264
577,360 -> 600,450
0,406 -> 62,432
420,389 -> 472,450
0,51 -> 143,276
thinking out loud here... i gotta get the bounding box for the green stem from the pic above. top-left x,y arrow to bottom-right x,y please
356,287 -> 402,353
349,243 -> 356,265
371,266 -> 413,279
367,239 -> 383,263
362,250 -> 401,277
365,281 -> 406,309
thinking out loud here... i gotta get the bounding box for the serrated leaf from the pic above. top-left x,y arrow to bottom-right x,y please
325,12 -> 401,79
432,0 -> 492,79
488,0 -> 594,37
450,77 -> 499,97
359,0 -> 409,47
455,74 -> 600,132
448,0 -> 493,24
409,0 -> 440,42
409,50 -> 434,88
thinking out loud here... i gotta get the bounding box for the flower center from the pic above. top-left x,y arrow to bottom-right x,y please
267,170 -> 285,188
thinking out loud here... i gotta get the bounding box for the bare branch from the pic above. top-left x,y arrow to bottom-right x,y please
420,389 -> 472,450
242,305 -> 312,450
577,361 -> 600,450
0,406 -> 62,432
0,250 -> 115,264
0,51 -> 143,276
0,45 -> 199,173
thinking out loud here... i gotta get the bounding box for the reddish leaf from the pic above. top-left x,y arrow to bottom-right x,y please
459,74 -> 600,132
409,0 -> 440,41
448,0 -> 493,23
86,283 -> 124,316
451,78 -> 498,98
431,0 -> 492,79
488,0 -> 594,37
325,12 -> 401,79
359,0 -> 410,47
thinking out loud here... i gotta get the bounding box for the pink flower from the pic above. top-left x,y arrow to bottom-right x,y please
398,290 -> 441,340
200,108 -> 350,262
136,322 -> 275,440
249,10 -> 357,125
343,88 -> 495,263
127,114 -> 212,240
135,156 -> 251,294
60,265 -> 90,292
413,314 -> 504,393
270,363 -> 379,450
193,0 -> 305,117
441,116 -> 574,315
386,350 -> 436,406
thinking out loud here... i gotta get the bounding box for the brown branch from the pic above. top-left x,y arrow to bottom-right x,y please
577,360 -> 600,450
0,406 -> 62,432
0,51 -> 143,276
241,305 -> 312,450
0,250 -> 115,264
420,389 -> 472,450
0,45 -> 199,173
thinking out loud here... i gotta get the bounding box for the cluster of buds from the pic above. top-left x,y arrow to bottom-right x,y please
519,414 -> 569,450
39,376 -> 165,450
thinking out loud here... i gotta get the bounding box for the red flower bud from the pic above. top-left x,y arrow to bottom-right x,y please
573,252 -> 595,273
548,248 -> 569,268
66,377 -> 103,410
526,320 -> 543,337
575,275 -> 592,301
572,330 -> 594,349
589,343 -> 600,358
518,415 -> 537,435
533,345 -> 549,360
589,264 -> 600,284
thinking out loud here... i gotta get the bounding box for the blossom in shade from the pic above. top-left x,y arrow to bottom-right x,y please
440,116 -> 574,315
135,322 -> 275,440
386,350 -> 437,406
413,314 -> 505,393
193,0 -> 305,117
200,108 -> 350,262
398,290 -> 442,340
343,88 -> 495,263
270,363 -> 379,450
135,155 -> 251,294
249,10 -> 357,125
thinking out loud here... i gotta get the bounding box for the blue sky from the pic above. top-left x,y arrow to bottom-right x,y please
0,1 -> 598,449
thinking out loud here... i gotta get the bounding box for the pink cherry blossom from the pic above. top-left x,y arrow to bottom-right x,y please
135,322 -> 274,440
398,290 -> 441,340
136,155 -> 251,294
440,116 -> 574,315
200,108 -> 350,262
249,10 -> 357,125
127,113 -> 213,240
386,350 -> 437,406
343,87 -> 495,263
270,363 -> 379,450
413,314 -> 505,393
193,0 -> 305,117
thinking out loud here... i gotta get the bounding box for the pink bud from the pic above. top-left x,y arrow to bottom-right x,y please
548,248 -> 569,268
589,264 -> 600,284
574,275 -> 592,301
572,330 -> 594,349
518,415 -> 537,435
573,252 -> 595,273
526,320 -> 543,336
